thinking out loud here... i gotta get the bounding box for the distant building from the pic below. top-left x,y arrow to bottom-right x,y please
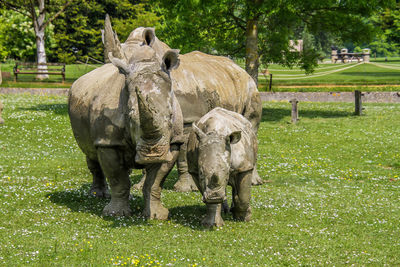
290,40 -> 303,52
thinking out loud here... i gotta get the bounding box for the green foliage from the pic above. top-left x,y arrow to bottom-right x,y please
1,95 -> 400,265
369,3 -> 400,56
0,10 -> 35,61
52,0 -> 161,64
156,0 -> 396,73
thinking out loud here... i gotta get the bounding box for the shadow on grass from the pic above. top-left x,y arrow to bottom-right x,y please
169,203 -> 242,231
18,104 -> 68,116
48,170 -> 184,228
262,106 -> 353,122
47,183 -> 150,227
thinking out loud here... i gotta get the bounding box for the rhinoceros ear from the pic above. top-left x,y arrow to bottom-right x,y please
162,49 -> 180,72
228,131 -> 241,145
142,28 -> 155,46
192,123 -> 206,140
109,52 -> 130,75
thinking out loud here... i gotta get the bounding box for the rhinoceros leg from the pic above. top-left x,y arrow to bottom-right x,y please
142,145 -> 180,220
132,169 -> 146,190
244,90 -> 263,186
86,157 -> 110,198
97,147 -> 132,217
202,203 -> 224,228
232,170 -> 252,222
251,168 -> 264,185
174,132 -> 198,192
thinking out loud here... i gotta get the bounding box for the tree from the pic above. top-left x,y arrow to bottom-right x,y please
156,0 -> 396,84
52,0 -> 161,64
0,0 -> 73,79
0,9 -> 35,61
0,9 -> 58,62
369,2 -> 400,56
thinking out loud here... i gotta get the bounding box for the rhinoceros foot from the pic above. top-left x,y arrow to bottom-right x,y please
232,207 -> 252,222
202,203 -> 224,228
143,202 -> 169,220
251,168 -> 264,186
173,173 -> 198,192
202,214 -> 224,228
102,199 -> 132,217
90,185 -> 110,198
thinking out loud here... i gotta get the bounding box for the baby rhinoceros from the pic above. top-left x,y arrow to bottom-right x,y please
187,107 -> 258,227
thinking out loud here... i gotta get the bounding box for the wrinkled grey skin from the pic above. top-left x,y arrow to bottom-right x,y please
82,16 -> 261,199
121,29 -> 262,192
187,107 -> 257,227
68,23 -> 183,219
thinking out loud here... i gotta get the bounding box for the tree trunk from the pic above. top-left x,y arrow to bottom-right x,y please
35,30 -> 49,80
35,0 -> 49,80
245,19 -> 259,85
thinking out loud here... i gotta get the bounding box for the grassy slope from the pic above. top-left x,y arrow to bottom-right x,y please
258,62 -> 400,91
0,94 -> 399,265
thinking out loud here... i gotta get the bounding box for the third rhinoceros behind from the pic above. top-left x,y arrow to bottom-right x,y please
187,107 -> 258,227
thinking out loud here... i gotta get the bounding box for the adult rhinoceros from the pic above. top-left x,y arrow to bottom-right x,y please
68,28 -> 183,219
112,25 -> 263,192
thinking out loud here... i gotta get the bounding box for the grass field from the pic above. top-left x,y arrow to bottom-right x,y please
1,57 -> 400,91
0,94 -> 399,265
0,63 -> 99,88
258,61 -> 400,91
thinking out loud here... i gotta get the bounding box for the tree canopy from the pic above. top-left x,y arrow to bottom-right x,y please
156,0 -> 396,82
0,0 -> 72,67
0,0 -> 398,83
52,0 -> 160,63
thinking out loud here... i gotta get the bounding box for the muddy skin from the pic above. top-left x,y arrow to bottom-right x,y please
187,107 -> 257,227
68,19 -> 183,218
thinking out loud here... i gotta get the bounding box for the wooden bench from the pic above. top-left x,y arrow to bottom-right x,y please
13,62 -> 66,83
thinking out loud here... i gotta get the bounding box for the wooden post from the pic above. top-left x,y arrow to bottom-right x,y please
290,99 -> 299,124
355,90 -> 362,115
269,74 -> 273,92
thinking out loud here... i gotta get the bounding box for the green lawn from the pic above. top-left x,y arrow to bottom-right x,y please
0,63 -> 99,88
0,94 -> 399,265
259,61 -> 400,91
1,57 -> 400,91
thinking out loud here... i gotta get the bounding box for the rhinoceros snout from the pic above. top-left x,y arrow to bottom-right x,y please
203,187 -> 225,204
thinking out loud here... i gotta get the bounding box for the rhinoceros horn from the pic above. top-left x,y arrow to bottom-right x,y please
103,14 -> 126,61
